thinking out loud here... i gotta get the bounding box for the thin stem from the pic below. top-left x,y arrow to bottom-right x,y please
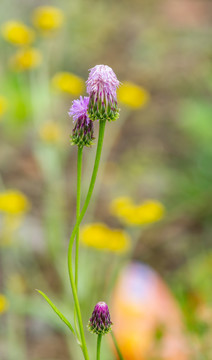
67,120 -> 106,360
96,334 -> 102,360
69,120 -> 106,249
85,109 -> 130,219
68,268 -> 89,359
74,146 -> 83,344
111,331 -> 124,360
75,146 -> 83,288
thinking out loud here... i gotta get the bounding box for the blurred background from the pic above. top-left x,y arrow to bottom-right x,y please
0,0 -> 212,359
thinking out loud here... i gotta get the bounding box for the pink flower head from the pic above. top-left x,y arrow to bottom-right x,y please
68,96 -> 94,147
86,65 -> 120,122
68,96 -> 89,123
88,301 -> 112,335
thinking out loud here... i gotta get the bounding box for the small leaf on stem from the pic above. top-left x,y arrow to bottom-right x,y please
36,289 -> 75,336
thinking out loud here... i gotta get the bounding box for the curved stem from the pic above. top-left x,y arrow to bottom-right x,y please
75,146 -> 83,288
69,120 -> 106,250
96,334 -> 102,360
68,268 -> 89,359
74,146 -> 83,343
67,120 -> 106,360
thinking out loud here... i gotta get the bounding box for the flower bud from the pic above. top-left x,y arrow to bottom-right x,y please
68,96 -> 94,147
88,301 -> 112,335
86,65 -> 120,122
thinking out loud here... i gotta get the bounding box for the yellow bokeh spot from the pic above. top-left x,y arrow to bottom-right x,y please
0,96 -> 8,118
32,6 -> 64,32
0,214 -> 24,247
10,48 -> 42,71
110,196 -> 135,218
80,223 -> 131,253
52,72 -> 85,96
110,197 -> 164,226
1,20 -> 35,46
0,190 -> 30,215
118,81 -> 150,109
0,294 -> 9,314
39,121 -> 63,144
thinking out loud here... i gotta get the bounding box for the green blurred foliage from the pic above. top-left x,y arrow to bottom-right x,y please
0,0 -> 212,359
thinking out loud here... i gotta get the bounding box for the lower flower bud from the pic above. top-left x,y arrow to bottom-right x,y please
71,116 -> 94,147
88,301 -> 113,335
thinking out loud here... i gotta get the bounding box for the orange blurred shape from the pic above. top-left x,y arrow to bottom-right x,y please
110,262 -> 191,360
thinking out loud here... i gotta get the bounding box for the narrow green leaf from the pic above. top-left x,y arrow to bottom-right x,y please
36,289 -> 75,336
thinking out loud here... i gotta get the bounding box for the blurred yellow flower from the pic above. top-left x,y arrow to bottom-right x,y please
0,190 -> 30,215
11,48 -> 42,71
80,223 -> 131,253
39,121 -> 63,144
52,72 -> 85,96
0,96 -> 8,118
32,6 -> 64,33
0,294 -> 9,314
110,197 -> 134,218
110,197 -> 164,226
1,21 -> 35,46
0,214 -> 24,246
118,81 -> 150,109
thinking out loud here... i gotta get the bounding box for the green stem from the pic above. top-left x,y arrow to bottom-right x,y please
69,119 -> 106,248
68,266 -> 89,359
74,146 -> 83,343
75,146 -> 83,288
111,331 -> 125,360
67,120 -> 106,360
96,334 -> 102,360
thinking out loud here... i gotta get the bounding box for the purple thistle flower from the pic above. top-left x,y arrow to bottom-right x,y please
88,302 -> 113,335
68,96 -> 94,147
86,65 -> 120,122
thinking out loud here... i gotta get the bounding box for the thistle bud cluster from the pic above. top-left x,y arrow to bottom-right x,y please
71,116 -> 94,147
88,301 -> 112,335
86,65 -> 120,122
68,96 -> 94,147
69,65 -> 120,147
